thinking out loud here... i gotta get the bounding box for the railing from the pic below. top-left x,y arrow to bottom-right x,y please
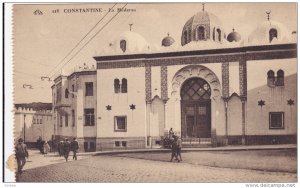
182,137 -> 212,145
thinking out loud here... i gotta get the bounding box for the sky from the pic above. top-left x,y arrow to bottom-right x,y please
12,2 -> 297,103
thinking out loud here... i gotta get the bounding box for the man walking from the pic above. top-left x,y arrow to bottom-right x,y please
169,135 -> 179,162
63,138 -> 71,162
176,136 -> 182,162
71,138 -> 79,160
15,138 -> 29,174
58,140 -> 64,157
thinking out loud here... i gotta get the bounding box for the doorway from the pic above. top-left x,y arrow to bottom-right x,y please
180,77 -> 211,138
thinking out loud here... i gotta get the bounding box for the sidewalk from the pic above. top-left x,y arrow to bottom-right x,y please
45,144 -> 296,156
24,150 -> 90,171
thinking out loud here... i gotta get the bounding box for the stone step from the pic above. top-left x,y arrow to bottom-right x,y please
182,144 -> 212,148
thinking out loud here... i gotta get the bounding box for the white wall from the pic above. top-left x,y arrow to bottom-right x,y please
97,67 -> 146,138
246,58 -> 297,135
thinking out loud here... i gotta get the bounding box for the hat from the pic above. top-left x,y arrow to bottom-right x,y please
18,138 -> 24,142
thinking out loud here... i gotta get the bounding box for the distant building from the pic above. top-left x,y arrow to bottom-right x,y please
14,103 -> 53,147
52,7 -> 297,151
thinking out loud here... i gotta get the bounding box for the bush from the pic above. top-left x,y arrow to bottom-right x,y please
161,136 -> 173,149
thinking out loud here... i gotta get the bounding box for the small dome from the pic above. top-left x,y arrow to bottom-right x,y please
227,29 -> 241,42
248,20 -> 290,45
114,31 -> 149,53
162,33 -> 175,47
181,9 -> 224,46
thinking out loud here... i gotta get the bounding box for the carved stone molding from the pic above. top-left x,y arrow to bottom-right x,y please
145,65 -> 152,103
161,65 -> 168,102
171,65 -> 221,100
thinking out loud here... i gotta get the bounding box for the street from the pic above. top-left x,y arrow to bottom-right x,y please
17,149 -> 297,183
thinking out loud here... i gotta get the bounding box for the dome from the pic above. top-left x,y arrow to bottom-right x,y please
181,9 -> 224,46
248,20 -> 291,45
114,30 -> 149,53
162,33 -> 175,47
227,29 -> 241,42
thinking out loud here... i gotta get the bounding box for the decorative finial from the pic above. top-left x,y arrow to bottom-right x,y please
167,32 -> 170,36
129,23 -> 133,31
232,28 -> 235,32
202,3 -> 205,11
266,11 -> 271,21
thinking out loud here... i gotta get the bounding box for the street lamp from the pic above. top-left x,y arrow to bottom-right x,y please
23,114 -> 26,143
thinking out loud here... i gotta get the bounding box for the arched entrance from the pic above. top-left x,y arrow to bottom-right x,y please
180,77 -> 211,138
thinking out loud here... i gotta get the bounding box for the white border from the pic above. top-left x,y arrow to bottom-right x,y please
4,2 -> 14,183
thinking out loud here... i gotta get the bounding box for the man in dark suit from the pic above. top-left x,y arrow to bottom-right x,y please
71,138 -> 79,160
63,138 -> 71,162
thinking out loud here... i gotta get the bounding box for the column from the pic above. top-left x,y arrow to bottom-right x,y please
239,58 -> 247,145
160,65 -> 168,134
145,64 -> 152,147
222,62 -> 229,145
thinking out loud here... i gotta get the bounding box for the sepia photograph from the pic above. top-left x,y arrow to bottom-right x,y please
3,2 -> 298,184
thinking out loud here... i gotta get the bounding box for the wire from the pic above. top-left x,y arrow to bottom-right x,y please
46,3 -> 117,78
14,70 -> 41,78
49,3 -> 128,79
19,57 -> 56,68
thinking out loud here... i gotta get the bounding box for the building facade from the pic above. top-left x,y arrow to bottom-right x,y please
14,103 -> 53,147
52,8 -> 297,151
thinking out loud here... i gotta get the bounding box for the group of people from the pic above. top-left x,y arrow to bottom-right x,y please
58,138 -> 79,162
36,136 -> 51,154
169,128 -> 183,162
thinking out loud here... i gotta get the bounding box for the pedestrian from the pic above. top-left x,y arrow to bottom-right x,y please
15,138 -> 29,174
176,136 -> 182,162
40,140 -> 45,154
169,128 -> 174,139
63,138 -> 71,162
58,140 -> 64,157
43,141 -> 50,155
71,138 -> 79,160
170,135 -> 179,162
36,136 -> 42,151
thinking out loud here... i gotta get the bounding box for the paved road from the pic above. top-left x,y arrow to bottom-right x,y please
18,155 -> 297,183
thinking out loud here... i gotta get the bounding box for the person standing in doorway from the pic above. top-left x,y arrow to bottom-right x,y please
15,138 -> 29,174
71,138 -> 79,160
63,138 -> 71,162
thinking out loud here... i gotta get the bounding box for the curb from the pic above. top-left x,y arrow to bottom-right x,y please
44,144 -> 297,157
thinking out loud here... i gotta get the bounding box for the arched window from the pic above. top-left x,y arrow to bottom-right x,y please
276,69 -> 284,86
65,89 -> 69,98
217,28 -> 221,42
121,78 -> 127,93
120,40 -> 126,53
198,26 -> 205,40
212,27 -> 215,41
114,79 -> 120,93
180,77 -> 211,101
183,31 -> 188,44
188,30 -> 192,42
269,28 -> 278,43
267,70 -> 275,87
